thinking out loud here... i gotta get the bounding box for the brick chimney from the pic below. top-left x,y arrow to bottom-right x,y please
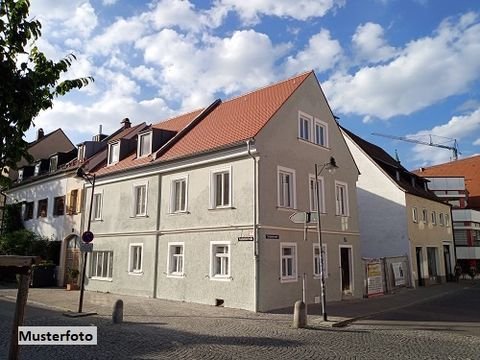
37,128 -> 44,140
121,118 -> 131,129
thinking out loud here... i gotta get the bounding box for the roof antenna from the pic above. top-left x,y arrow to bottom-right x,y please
395,149 -> 401,164
99,124 -> 103,135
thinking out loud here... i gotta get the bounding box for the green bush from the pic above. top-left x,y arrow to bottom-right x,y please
0,229 -> 50,258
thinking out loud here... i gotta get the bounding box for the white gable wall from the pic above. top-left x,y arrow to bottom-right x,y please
343,134 -> 410,258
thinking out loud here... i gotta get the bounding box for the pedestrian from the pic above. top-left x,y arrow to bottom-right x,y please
454,263 -> 462,282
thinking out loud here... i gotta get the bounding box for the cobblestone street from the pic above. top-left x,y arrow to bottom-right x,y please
1,285 -> 480,359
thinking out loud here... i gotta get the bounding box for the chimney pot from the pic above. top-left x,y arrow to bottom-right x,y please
37,128 -> 44,140
121,118 -> 131,129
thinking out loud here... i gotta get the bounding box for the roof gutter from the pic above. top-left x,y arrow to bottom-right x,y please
153,98 -> 222,160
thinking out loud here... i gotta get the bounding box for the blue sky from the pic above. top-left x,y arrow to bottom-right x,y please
26,0 -> 480,170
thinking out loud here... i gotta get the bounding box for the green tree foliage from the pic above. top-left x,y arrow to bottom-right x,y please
0,0 -> 93,186
1,202 -> 24,233
0,229 -> 49,257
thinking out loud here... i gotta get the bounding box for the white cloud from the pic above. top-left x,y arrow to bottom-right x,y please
214,0 -> 345,24
410,108 -> 480,165
87,17 -> 147,55
285,29 -> 342,74
136,29 -> 288,109
148,0 -> 223,32
102,0 -> 118,5
352,22 -> 397,63
68,2 -> 98,38
324,12 -> 480,120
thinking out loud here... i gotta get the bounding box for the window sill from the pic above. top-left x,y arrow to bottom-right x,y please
297,137 -> 330,150
277,206 -> 297,212
128,271 -> 144,276
91,219 -> 103,222
313,275 -> 329,280
168,211 -> 190,216
129,214 -> 149,219
208,206 -> 235,211
167,274 -> 185,278
280,277 -> 298,283
210,275 -> 232,282
90,277 -> 113,282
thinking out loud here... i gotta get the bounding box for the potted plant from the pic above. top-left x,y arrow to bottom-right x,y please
66,267 -> 80,291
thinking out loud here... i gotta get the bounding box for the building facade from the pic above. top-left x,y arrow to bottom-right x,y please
83,71 -> 363,311
416,156 -> 480,272
342,128 -> 454,287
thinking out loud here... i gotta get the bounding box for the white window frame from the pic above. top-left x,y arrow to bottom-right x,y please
132,181 -> 148,217
412,207 -> 418,223
439,213 -> 444,226
335,181 -> 349,216
170,175 -> 188,213
314,119 -> 328,147
280,242 -> 297,283
34,162 -> 41,176
49,155 -> 58,172
313,243 -> 328,279
108,141 -> 120,165
277,166 -> 296,209
167,242 -> 185,277
422,208 -> 428,223
431,211 -> 437,225
89,250 -> 113,280
210,241 -> 231,281
137,131 -> 152,158
128,243 -> 143,275
78,145 -> 85,161
298,112 -> 312,141
210,166 -> 232,209
309,174 -> 325,213
445,213 -> 450,227
92,190 -> 103,221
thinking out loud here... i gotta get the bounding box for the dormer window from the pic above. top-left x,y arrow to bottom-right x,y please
34,163 -> 41,176
18,169 -> 23,182
78,145 -> 85,161
108,141 -> 120,165
138,132 -> 152,158
50,156 -> 58,172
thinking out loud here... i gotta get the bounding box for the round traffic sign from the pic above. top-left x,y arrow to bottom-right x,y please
82,230 -> 94,243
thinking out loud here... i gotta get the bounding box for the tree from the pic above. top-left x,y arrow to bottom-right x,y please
0,0 -> 93,186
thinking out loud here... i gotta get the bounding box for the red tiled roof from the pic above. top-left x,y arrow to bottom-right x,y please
414,155 -> 480,209
93,71 -> 312,177
153,109 -> 203,132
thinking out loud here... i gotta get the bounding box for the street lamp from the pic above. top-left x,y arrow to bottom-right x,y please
76,167 -> 95,314
315,156 -> 338,322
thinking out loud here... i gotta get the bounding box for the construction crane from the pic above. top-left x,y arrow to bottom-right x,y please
372,133 -> 459,161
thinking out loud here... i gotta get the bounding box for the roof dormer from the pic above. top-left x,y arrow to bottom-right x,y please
49,155 -> 58,172
107,140 -> 120,166
137,131 -> 152,158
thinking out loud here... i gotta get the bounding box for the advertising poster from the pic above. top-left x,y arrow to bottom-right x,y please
367,261 -> 384,297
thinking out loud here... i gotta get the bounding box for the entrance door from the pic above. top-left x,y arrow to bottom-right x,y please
64,236 -> 81,286
340,247 -> 352,294
416,247 -> 424,286
427,247 -> 439,284
443,245 -> 452,281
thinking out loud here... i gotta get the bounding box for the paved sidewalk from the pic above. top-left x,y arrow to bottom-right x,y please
1,280 -> 473,327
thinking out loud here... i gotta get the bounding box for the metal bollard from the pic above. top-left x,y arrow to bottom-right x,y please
293,300 -> 307,328
112,299 -> 123,324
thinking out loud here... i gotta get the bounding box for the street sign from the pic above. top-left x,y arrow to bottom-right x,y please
80,242 -> 93,253
265,234 -> 280,240
238,236 -> 254,241
289,212 -> 318,224
82,231 -> 94,243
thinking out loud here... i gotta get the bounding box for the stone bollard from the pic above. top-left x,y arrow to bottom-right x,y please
293,300 -> 307,328
112,299 -> 124,324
